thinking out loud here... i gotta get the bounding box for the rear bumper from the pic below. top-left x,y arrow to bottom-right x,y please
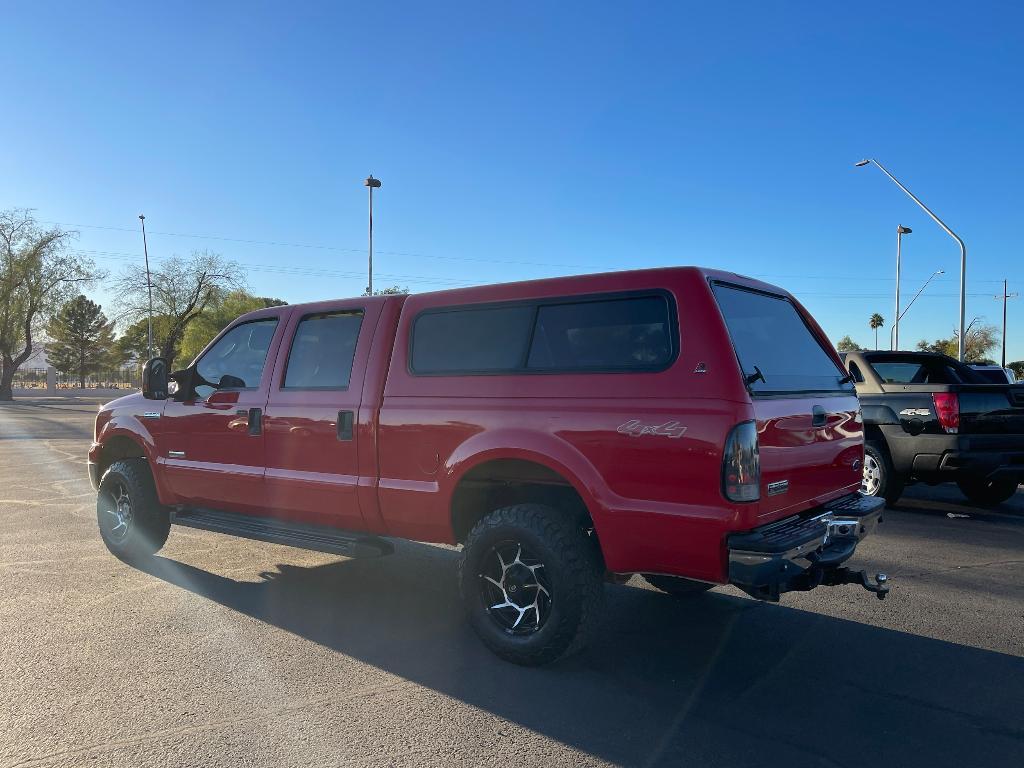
727,493 -> 887,602
885,430 -> 1024,480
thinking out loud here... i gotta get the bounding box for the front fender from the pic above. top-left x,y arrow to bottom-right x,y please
94,415 -> 174,505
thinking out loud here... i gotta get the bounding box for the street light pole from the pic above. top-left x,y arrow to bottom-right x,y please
138,214 -> 154,360
855,158 -> 967,361
894,225 -> 912,350
892,269 -> 945,349
995,280 -> 1018,368
364,175 -> 381,296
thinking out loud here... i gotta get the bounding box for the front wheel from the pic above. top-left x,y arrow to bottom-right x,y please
956,477 -> 1020,507
458,504 -> 605,666
97,459 -> 170,562
862,443 -> 904,506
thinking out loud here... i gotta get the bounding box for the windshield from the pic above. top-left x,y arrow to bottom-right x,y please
712,283 -> 853,395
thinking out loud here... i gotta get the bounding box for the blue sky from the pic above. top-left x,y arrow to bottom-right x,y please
2,1 -> 1022,361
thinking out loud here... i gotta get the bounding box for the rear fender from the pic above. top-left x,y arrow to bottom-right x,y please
443,429 -> 612,537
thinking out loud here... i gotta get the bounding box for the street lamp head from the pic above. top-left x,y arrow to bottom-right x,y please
897,225 -> 912,234
854,159 -> 871,167
364,175 -> 382,188
936,269 -> 945,275
138,214 -> 145,221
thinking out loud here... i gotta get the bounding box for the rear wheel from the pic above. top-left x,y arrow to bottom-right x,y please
458,504 -> 605,666
97,459 -> 170,562
956,477 -> 1020,507
862,443 -> 904,506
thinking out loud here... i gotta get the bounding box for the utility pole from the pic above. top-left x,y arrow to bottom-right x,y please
364,175 -> 381,295
995,280 -> 1018,368
138,214 -> 154,360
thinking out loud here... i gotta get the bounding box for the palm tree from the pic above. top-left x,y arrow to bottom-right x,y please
869,313 -> 885,350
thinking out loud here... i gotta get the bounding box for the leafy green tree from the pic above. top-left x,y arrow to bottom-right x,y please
836,335 -> 863,352
115,315 -> 176,367
1,209 -> 97,400
915,322 -> 999,363
44,295 -> 117,387
1008,361 -> 1024,380
869,313 -> 885,350
179,290 -> 286,363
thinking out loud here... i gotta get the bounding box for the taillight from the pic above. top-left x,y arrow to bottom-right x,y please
722,421 -> 760,502
932,392 -> 959,434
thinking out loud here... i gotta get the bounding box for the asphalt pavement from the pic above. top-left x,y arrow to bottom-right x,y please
1,398 -> 1022,768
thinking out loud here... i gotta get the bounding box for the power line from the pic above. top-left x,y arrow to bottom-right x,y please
46,218 -> 1021,284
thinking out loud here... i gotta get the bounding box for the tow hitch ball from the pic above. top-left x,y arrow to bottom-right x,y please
825,568 -> 890,600
858,571 -> 890,600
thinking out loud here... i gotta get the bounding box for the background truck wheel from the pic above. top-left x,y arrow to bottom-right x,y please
97,459 -> 171,562
642,574 -> 714,598
862,442 -> 904,506
956,477 -> 1020,507
458,503 -> 605,666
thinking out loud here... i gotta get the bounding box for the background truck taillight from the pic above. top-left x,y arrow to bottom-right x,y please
722,421 -> 760,502
932,392 -> 959,434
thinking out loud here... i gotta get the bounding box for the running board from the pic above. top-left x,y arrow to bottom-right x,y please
171,508 -> 394,558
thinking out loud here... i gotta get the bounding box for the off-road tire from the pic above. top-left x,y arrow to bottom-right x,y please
643,574 -> 714,598
97,459 -> 171,562
862,442 -> 905,506
458,503 -> 605,666
956,477 -> 1020,507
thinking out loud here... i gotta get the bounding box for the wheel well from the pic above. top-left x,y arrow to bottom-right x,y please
450,459 -> 593,543
864,424 -> 886,446
98,436 -> 147,480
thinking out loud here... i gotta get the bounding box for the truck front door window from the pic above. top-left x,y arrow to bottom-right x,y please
195,319 -> 279,399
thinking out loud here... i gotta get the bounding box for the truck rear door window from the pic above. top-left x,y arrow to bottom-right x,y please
283,311 -> 364,389
527,296 -> 671,370
712,283 -> 851,395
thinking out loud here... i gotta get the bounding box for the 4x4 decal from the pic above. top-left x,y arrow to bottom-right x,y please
616,419 -> 688,439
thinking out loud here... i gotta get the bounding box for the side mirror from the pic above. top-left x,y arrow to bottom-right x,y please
142,358 -> 168,400
218,373 -> 247,389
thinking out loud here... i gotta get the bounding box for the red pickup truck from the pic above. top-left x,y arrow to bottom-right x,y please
90,267 -> 887,665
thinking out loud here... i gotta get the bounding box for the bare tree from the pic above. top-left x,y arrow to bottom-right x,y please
113,250 -> 243,368
0,209 -> 96,400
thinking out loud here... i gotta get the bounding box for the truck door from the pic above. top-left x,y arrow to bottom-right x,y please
160,314 -> 285,513
262,301 -> 381,530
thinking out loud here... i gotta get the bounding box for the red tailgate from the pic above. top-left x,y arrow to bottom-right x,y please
753,395 -> 864,522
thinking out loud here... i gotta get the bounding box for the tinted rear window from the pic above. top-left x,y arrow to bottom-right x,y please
527,297 -> 671,370
868,357 -> 979,385
971,368 -> 1010,384
412,305 -> 535,373
411,294 -> 675,375
712,283 -> 851,395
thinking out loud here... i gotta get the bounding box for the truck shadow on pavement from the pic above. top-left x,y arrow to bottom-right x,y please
137,541 -> 1024,768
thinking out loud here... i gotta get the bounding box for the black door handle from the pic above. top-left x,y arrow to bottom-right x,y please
248,408 -> 262,436
337,410 -> 354,441
812,405 -> 826,427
